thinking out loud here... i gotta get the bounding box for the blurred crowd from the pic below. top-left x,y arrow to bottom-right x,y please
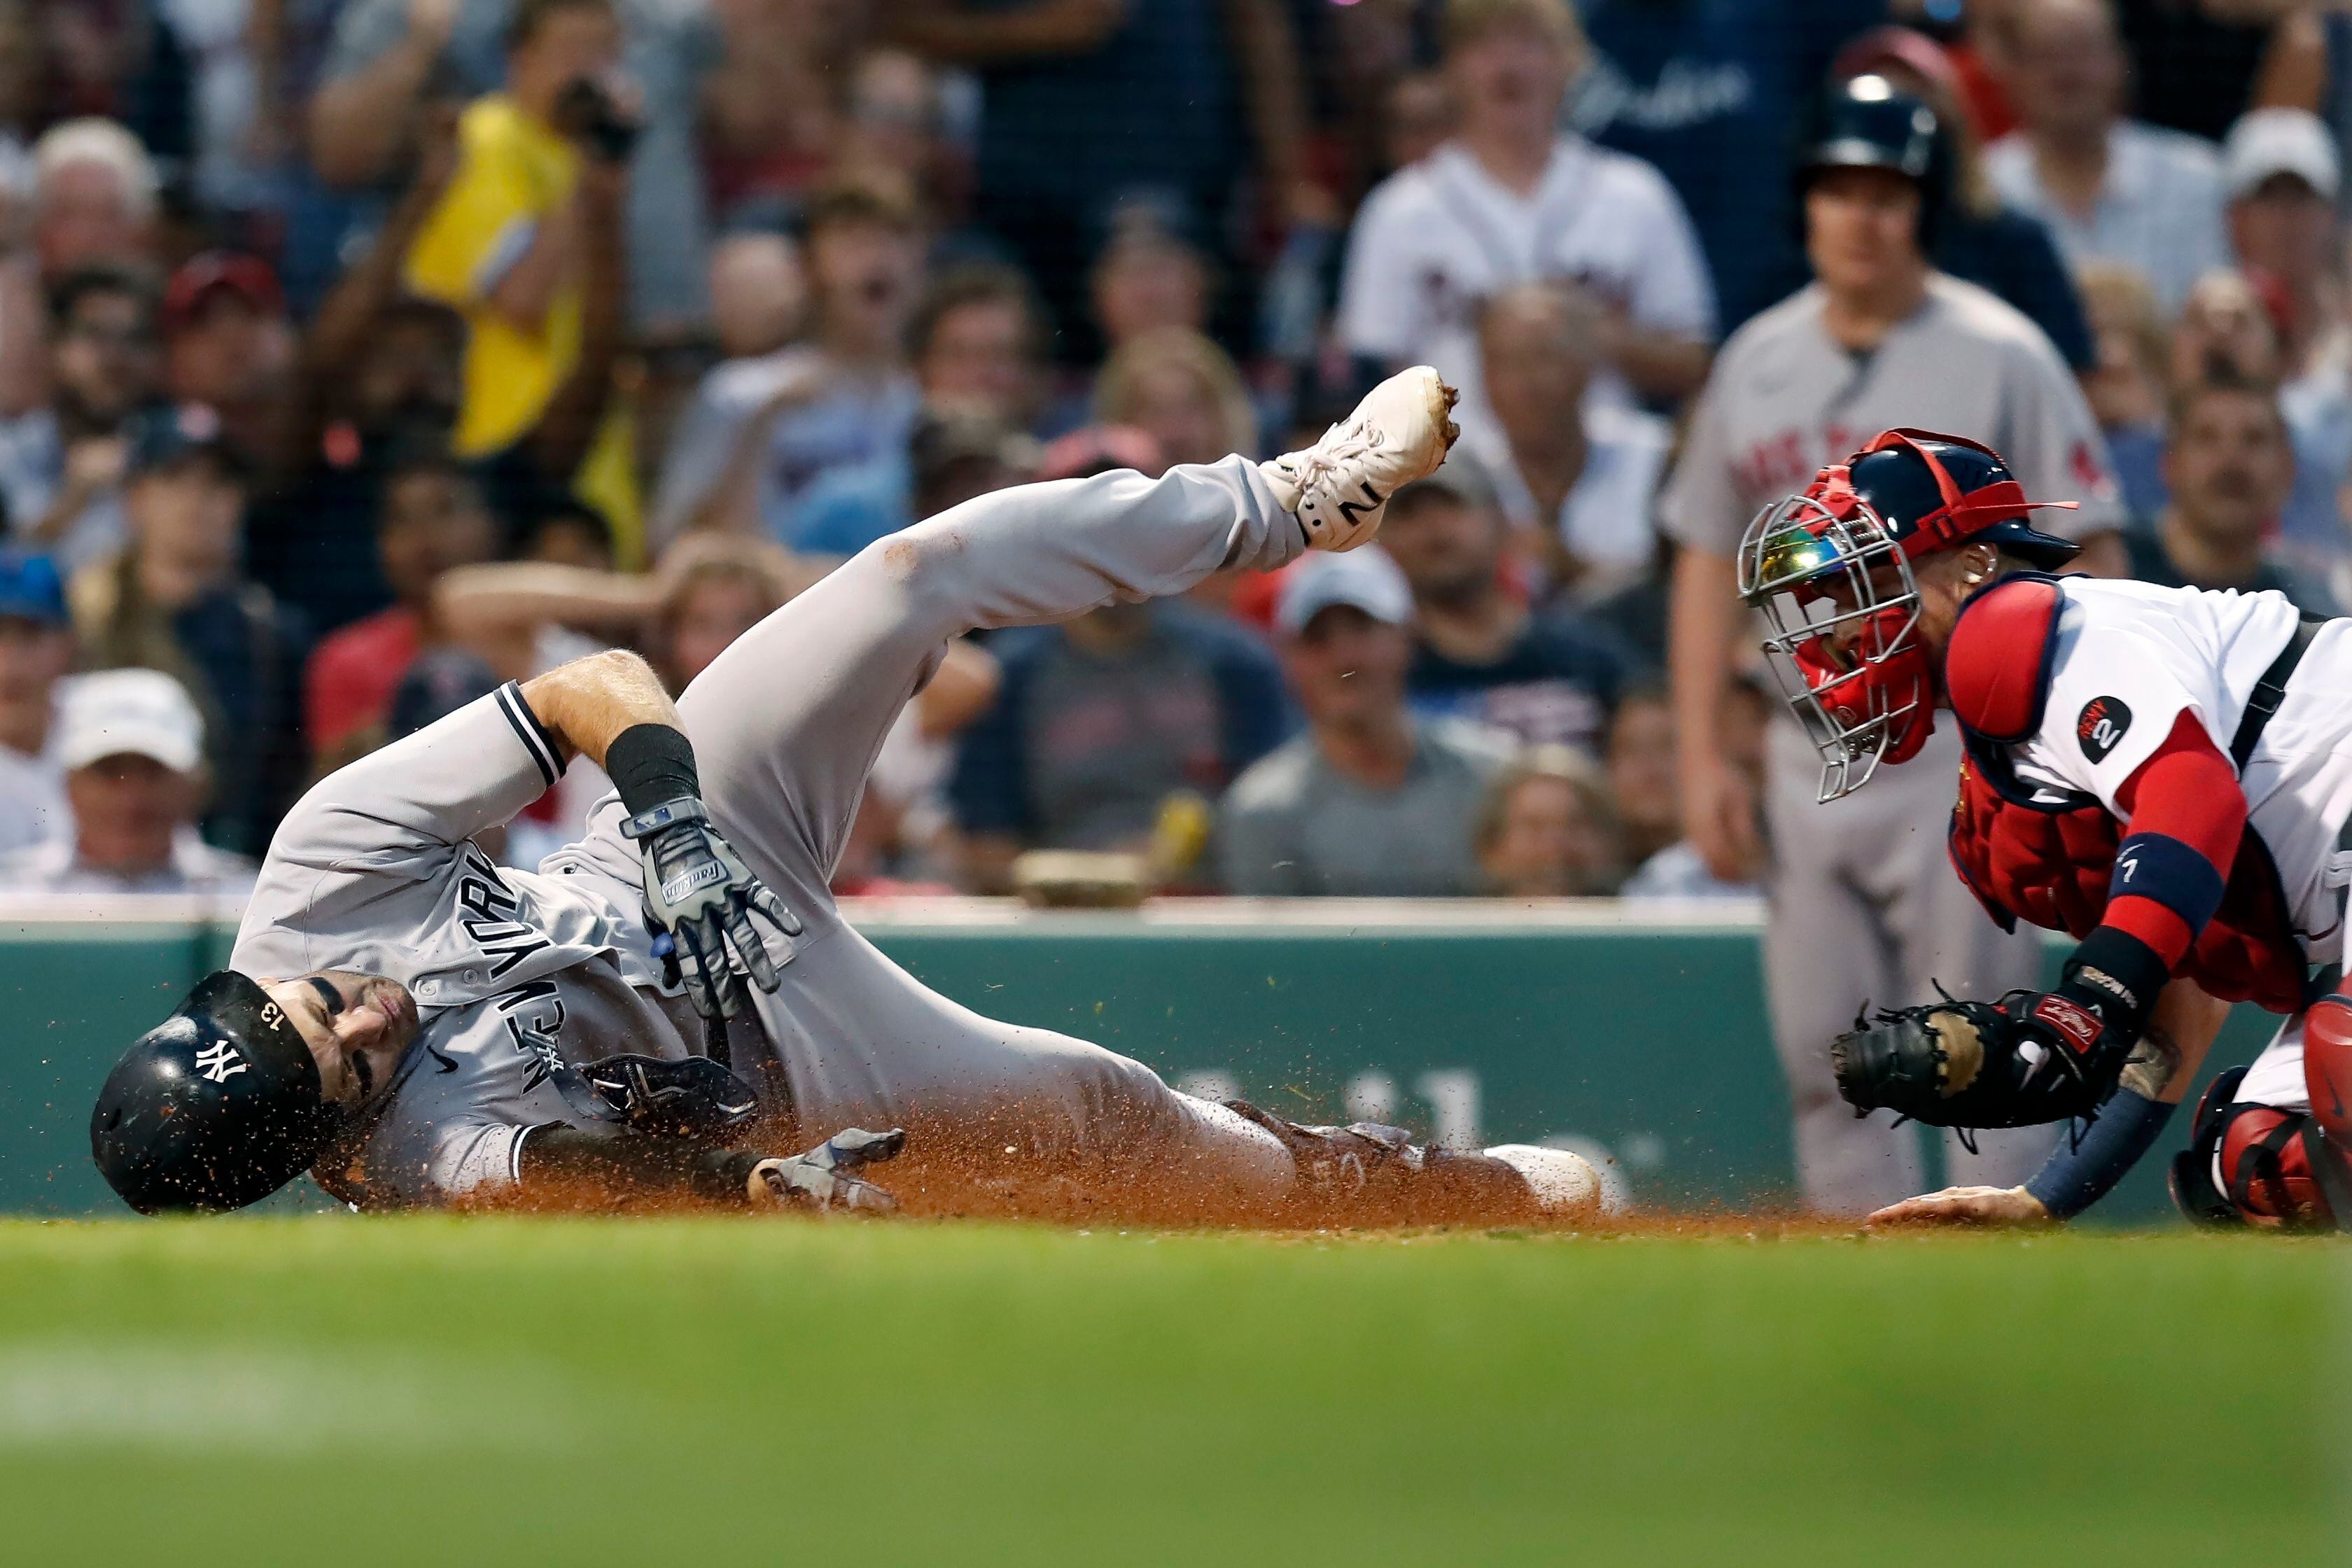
0,0 -> 2340,902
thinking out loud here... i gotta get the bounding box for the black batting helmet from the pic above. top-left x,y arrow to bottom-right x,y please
1795,74 -> 1952,246
90,971 -> 340,1212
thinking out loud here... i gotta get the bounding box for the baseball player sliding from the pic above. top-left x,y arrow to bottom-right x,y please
88,368 -> 1601,1223
1737,427 -> 2352,1229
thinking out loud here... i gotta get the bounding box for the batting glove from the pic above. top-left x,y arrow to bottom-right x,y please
750,1127 -> 907,1212
622,796 -> 801,1020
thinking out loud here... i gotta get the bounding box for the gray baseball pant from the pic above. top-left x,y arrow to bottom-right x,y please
1763,721 -> 2059,1214
590,458 -> 1307,1200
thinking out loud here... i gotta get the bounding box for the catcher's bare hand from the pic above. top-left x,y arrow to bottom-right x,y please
1868,1184 -> 2052,1229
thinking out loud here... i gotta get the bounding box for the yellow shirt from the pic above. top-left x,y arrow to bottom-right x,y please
406,96 -> 582,458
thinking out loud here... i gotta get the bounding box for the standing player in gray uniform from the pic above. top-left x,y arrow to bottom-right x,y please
88,368 -> 1602,1221
1662,78 -> 2126,1214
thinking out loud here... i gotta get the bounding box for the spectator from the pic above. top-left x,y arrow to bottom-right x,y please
245,120 -> 470,636
2111,0 -> 2272,145
950,427 -> 1289,893
0,264 -> 160,574
402,0 -> 634,468
708,230 -> 806,362
2172,267 -> 2284,388
1338,0 -> 1714,430
1087,201 -> 1214,362
832,48 -> 960,224
1462,282 -> 1671,606
2075,261 -> 2171,522
69,406 -> 307,857
1219,547 -> 1511,897
2222,108 -> 2342,388
1378,451 -> 1631,755
1982,0 -> 2227,314
303,438 -> 498,766
906,261 -> 1050,430
697,0 -> 862,222
886,0 -> 1311,340
0,667 -> 255,896
30,118 -> 158,280
1474,744 -> 1627,898
1830,24 -> 2095,372
788,262 -> 1051,554
160,252 -> 296,485
2129,373 -> 2335,617
1618,677 -> 1766,902
2218,107 -> 2352,567
516,495 -> 615,572
1092,328 -> 1258,469
308,0 -> 715,336
0,547 -> 71,852
795,409 -> 1039,561
1600,684 -> 1680,873
1572,0 -> 1886,332
652,178 -> 923,549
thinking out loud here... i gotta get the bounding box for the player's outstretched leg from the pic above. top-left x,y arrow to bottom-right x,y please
1261,365 -> 1460,552
1226,1101 -> 1602,1224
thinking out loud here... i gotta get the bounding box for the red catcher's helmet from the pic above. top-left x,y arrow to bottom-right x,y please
1737,430 -> 2082,802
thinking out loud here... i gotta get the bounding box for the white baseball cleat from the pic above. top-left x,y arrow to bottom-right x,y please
1483,1144 -> 1604,1217
1260,365 -> 1460,551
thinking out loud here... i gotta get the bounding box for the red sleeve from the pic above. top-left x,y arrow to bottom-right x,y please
2099,713 -> 2246,967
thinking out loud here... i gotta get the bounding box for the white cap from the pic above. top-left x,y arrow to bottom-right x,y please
1274,546 -> 1415,637
55,668 -> 204,773
2223,108 -> 2339,202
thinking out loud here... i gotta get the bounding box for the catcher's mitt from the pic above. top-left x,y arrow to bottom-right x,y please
1830,989 -> 2132,1133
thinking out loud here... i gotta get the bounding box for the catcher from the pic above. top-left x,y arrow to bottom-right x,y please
86,368 -> 1600,1223
1737,428 -> 2352,1229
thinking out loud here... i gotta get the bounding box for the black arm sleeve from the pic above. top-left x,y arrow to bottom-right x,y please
515,1122 -> 762,1205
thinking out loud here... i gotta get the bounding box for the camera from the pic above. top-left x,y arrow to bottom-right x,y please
555,76 -> 641,165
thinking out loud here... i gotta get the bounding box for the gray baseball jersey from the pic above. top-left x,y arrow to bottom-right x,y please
1660,273 -> 2122,556
231,684 -> 738,1205
237,459 -> 1311,1208
1658,273 -> 2112,1213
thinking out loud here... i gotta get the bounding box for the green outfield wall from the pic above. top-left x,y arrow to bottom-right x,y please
0,904 -> 2284,1221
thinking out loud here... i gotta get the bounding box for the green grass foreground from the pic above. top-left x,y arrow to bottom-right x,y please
0,1219 -> 2339,1566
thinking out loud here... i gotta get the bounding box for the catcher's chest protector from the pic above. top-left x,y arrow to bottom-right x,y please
1940,580 -> 2306,1013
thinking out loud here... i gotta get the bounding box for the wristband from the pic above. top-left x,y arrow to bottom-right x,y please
2056,924 -> 2170,1044
2023,1088 -> 2177,1219
606,723 -> 700,818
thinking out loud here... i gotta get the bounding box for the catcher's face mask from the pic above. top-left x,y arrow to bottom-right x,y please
1737,469 -> 1933,802
1737,429 -> 2081,802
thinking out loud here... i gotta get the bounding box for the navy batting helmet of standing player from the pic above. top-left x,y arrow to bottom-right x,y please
1796,74 -> 1952,245
1737,430 -> 2081,802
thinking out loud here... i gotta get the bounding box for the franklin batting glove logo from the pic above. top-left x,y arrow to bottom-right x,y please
2078,696 -> 2132,763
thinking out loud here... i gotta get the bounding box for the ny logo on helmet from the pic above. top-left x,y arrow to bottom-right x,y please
193,1043 -> 247,1084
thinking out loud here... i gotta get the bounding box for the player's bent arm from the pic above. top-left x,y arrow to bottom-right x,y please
2013,976 -> 2230,1221
516,1121 -> 767,1204
515,1123 -> 905,1210
519,650 -> 684,771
